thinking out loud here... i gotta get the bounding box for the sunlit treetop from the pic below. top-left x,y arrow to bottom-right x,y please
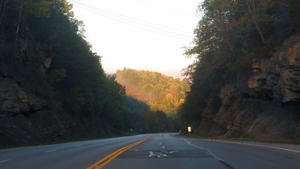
26,0 -> 74,18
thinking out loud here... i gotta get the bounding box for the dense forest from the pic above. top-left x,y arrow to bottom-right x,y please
0,0 -> 176,147
179,0 -> 300,140
116,68 -> 189,115
123,97 -> 179,133
1,0 -> 299,146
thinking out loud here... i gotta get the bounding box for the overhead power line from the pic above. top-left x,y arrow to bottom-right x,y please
68,0 -> 193,41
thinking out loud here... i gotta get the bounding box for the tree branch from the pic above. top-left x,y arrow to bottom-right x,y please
247,0 -> 266,45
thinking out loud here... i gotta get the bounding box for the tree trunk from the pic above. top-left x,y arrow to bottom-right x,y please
0,0 -> 3,14
0,0 -> 4,14
16,0 -> 25,41
0,0 -> 7,24
247,0 -> 266,45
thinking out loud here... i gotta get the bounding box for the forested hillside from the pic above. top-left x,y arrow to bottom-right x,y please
122,97 -> 179,133
179,0 -> 300,140
0,0 -> 175,147
116,68 -> 189,115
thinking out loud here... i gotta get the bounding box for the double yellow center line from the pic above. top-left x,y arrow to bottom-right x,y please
86,136 -> 155,169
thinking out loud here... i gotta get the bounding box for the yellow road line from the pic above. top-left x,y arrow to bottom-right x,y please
86,136 -> 155,169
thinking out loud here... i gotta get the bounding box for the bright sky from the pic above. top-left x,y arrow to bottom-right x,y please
68,0 -> 203,78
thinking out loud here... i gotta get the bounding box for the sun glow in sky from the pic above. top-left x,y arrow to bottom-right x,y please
68,0 -> 203,78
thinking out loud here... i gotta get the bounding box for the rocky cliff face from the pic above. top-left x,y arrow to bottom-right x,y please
0,39 -> 71,146
248,35 -> 300,103
0,74 -> 70,146
214,34 -> 300,140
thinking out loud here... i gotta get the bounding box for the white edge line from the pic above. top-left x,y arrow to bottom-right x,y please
184,139 -> 235,169
208,140 -> 300,153
45,149 -> 57,153
0,159 -> 10,164
184,139 -> 223,161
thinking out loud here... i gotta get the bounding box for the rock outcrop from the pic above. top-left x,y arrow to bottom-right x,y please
214,35 -> 300,140
248,35 -> 300,103
0,39 -> 71,147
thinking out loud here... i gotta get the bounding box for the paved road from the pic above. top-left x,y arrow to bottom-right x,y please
0,133 -> 299,169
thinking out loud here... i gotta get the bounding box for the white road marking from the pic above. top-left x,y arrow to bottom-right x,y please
45,149 -> 57,153
208,139 -> 300,153
149,151 -> 155,157
148,151 -> 168,158
184,139 -> 234,169
184,139 -> 223,161
0,159 -> 10,164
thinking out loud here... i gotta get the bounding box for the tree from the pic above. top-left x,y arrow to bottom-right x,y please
246,0 -> 266,45
116,68 -> 190,115
179,0 -> 295,135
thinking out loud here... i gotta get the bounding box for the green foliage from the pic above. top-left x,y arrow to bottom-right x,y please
0,0 -> 180,139
116,68 -> 189,115
179,0 -> 296,133
0,0 -> 143,137
288,0 -> 300,31
28,0 -> 54,18
122,97 -> 179,133
48,68 -> 66,84
19,0 -> 127,134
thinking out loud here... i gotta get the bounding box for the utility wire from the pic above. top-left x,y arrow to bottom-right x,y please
69,0 -> 193,41
71,1 -> 191,40
70,0 -> 191,35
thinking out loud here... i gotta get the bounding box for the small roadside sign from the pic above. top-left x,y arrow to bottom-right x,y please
187,126 -> 192,135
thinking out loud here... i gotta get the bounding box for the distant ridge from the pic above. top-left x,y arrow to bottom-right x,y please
116,68 -> 189,115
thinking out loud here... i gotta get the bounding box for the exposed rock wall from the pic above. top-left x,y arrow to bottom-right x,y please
214,35 -> 300,140
248,35 -> 300,103
0,74 -> 70,145
0,38 -> 72,147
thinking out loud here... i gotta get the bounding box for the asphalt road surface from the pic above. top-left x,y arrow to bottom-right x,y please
0,133 -> 300,169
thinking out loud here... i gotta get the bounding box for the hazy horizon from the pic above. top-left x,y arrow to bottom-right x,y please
105,67 -> 185,79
